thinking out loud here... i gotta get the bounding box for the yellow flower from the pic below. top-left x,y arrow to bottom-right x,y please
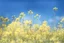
20,40 -> 23,43
39,21 -> 50,32
61,18 -> 64,22
54,41 -> 61,43
0,28 -> 2,36
53,7 -> 58,11
36,34 -> 41,39
3,31 -> 12,37
16,18 -> 20,21
28,10 -> 33,14
20,12 -> 25,18
33,24 -> 40,28
24,20 -> 32,24
2,24 -> 6,27
10,40 -> 15,43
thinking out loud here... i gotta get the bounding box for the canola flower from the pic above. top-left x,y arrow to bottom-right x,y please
24,20 -> 32,25
28,10 -> 33,15
0,10 -> 64,43
19,12 -> 25,19
61,18 -> 64,22
53,7 -> 58,11
34,14 -> 39,20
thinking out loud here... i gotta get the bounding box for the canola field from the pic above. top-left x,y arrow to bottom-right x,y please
0,10 -> 64,43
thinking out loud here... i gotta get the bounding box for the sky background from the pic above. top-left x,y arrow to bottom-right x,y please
0,0 -> 64,26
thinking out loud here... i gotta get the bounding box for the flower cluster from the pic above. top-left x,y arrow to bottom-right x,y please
0,10 -> 64,43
